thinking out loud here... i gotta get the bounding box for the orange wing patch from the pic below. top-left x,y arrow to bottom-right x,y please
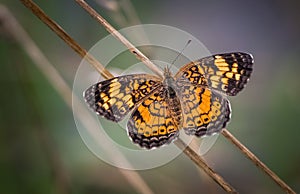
177,85 -> 231,136
127,88 -> 181,149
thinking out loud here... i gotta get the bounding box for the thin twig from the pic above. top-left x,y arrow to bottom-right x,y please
75,0 -> 163,78
75,0 -> 238,192
222,129 -> 296,194
17,1 -> 154,194
174,139 -> 237,193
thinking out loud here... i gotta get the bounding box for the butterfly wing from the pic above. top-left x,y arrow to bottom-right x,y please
175,52 -> 253,96
84,74 -> 161,122
127,87 -> 181,149
177,84 -> 231,136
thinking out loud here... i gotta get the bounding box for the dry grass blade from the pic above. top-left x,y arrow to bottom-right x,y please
222,129 -> 296,194
18,1 -> 154,194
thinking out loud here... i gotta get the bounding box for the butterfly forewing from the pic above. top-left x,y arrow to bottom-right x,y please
84,74 -> 161,122
175,52 -> 253,96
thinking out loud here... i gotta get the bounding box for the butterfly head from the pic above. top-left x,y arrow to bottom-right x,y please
163,66 -> 173,78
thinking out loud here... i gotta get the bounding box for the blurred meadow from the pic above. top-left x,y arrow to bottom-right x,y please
1,0 -> 300,193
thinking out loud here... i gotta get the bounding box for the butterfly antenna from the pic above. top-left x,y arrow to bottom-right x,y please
169,39 -> 191,70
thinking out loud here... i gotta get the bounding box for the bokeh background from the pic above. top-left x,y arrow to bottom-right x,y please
1,0 -> 300,193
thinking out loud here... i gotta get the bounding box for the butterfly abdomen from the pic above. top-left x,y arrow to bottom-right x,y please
165,86 -> 182,129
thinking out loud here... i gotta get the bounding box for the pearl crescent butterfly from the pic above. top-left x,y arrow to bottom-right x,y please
84,52 -> 253,149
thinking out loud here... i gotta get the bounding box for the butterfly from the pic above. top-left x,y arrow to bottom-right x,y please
84,52 -> 253,149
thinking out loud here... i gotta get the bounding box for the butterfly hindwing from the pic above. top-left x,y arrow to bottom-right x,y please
175,52 -> 253,96
127,87 -> 181,149
84,74 -> 161,122
177,84 -> 231,136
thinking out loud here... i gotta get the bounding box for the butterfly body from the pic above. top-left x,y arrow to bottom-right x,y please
162,67 -> 183,127
84,52 -> 253,149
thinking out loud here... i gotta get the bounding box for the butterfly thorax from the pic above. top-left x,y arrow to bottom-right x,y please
163,67 -> 176,88
162,67 -> 183,128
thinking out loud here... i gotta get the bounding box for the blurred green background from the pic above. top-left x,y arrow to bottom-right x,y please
1,0 -> 300,193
